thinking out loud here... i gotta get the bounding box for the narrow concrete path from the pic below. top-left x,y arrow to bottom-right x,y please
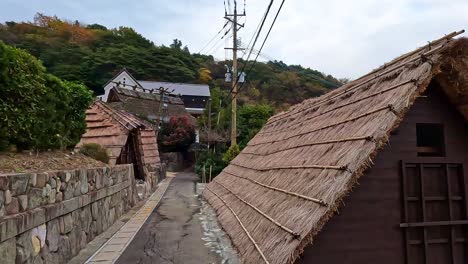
115,171 -> 221,264
85,175 -> 174,264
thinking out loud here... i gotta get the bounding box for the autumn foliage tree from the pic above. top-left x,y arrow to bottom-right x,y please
157,116 -> 196,152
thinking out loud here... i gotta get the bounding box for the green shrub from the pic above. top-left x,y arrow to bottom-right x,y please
195,148 -> 227,181
79,143 -> 109,164
222,144 -> 240,163
0,41 -> 93,151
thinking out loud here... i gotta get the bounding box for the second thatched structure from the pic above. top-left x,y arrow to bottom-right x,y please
203,31 -> 468,264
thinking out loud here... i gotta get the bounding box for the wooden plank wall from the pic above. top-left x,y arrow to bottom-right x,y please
297,82 -> 468,264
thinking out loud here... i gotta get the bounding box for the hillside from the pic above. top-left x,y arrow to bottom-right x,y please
0,13 -> 342,109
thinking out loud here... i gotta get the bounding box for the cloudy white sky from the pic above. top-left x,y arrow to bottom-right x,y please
1,0 -> 467,79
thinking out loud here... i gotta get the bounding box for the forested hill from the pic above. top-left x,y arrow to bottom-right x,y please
0,14 -> 342,109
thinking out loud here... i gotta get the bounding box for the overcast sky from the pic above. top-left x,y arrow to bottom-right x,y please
1,0 -> 467,79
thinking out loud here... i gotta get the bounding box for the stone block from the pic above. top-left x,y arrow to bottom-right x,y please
91,201 -> 98,220
46,219 -> 59,252
32,255 -> 43,264
44,203 -> 63,222
108,207 -> 115,225
57,235 -> 71,261
0,217 -> 18,242
17,195 -> 28,212
31,224 -> 46,252
16,208 -> 46,235
68,228 -> 80,256
73,181 -> 81,197
9,174 -> 29,195
35,173 -> 48,188
80,206 -> 92,233
0,190 -> 4,208
0,176 -> 9,191
5,190 -> 12,204
63,183 -> 74,201
49,178 -> 57,189
79,169 -> 89,194
58,171 -> 72,183
0,237 -> 16,264
42,184 -> 52,198
59,214 -> 73,234
28,188 -> 44,209
56,179 -> 61,193
62,197 -> 79,215
55,192 -> 63,203
95,170 -> 104,190
59,182 -> 66,192
5,197 -> 19,214
79,231 -> 87,249
48,190 -> 56,204
29,173 -> 37,187
40,244 -> 59,264
16,230 -> 33,263
31,236 -> 41,256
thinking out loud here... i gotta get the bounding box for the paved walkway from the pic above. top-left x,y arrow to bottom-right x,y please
114,171 -> 221,264
85,174 -> 174,264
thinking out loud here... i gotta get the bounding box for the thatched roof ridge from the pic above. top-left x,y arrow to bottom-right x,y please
203,31 -> 468,264
107,87 -> 196,124
78,101 -> 159,165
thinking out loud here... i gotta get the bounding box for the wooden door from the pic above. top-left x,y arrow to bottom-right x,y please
401,162 -> 468,264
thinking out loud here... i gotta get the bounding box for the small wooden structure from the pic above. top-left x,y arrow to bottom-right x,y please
203,31 -> 468,264
77,101 -> 162,187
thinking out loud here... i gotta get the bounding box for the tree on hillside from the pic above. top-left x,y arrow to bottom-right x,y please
0,13 -> 342,109
237,104 -> 274,148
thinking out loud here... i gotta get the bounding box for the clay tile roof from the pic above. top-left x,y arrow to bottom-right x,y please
203,31 -> 468,264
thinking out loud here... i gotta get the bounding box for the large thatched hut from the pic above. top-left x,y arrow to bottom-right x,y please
203,31 -> 468,264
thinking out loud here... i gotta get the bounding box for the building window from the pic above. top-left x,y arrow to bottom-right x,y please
400,162 -> 467,264
416,124 -> 445,157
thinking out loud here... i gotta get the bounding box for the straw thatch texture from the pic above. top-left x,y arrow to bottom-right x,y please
77,101 -> 160,168
107,87 -> 196,124
203,32 -> 468,264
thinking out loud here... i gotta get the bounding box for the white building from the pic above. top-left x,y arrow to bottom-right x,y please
100,68 -> 211,116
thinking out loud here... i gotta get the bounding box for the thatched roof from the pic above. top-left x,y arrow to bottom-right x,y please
77,101 -> 160,167
203,31 -> 468,264
107,87 -> 195,124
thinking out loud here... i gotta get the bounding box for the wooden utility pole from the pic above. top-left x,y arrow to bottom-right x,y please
156,87 -> 174,128
207,98 -> 212,148
225,1 -> 245,147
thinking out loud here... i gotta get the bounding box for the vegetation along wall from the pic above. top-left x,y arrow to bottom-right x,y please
0,164 -> 137,264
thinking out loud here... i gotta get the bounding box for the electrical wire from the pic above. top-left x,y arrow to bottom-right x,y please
223,0 -> 274,105
198,21 -> 229,53
233,0 -> 286,99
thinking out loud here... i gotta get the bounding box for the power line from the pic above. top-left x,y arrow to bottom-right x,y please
234,0 -> 286,99
198,21 -> 229,53
205,24 -> 233,55
223,0 -> 274,104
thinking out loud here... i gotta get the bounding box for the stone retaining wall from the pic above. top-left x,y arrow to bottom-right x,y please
0,164 -> 137,264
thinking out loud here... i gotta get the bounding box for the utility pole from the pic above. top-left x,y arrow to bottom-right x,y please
225,0 -> 245,147
207,98 -> 212,149
156,87 -> 174,129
